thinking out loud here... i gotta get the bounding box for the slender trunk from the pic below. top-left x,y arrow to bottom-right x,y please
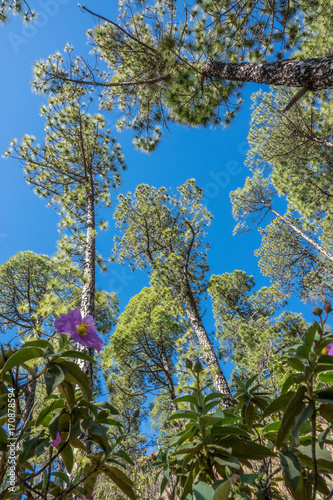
81,187 -> 96,318
182,279 -> 231,406
160,349 -> 178,412
79,183 -> 96,387
202,56 -> 333,90
75,182 -> 96,456
269,206 -> 333,264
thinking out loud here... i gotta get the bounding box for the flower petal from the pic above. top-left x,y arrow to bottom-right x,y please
55,309 -> 82,334
70,327 -> 103,353
51,431 -> 61,447
83,315 -> 95,326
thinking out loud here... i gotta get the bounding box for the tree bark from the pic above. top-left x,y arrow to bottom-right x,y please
79,184 -> 96,387
202,56 -> 333,90
264,203 -> 333,265
160,349 -> 178,413
182,280 -> 231,406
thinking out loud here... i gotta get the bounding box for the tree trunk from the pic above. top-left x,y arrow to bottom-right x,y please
202,56 -> 333,90
161,349 -> 178,413
79,184 -> 96,387
182,280 -> 231,406
269,206 -> 333,265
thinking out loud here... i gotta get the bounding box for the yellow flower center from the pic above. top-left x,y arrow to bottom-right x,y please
76,322 -> 90,337
322,347 -> 329,355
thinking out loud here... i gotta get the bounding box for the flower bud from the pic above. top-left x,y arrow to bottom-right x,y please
193,360 -> 203,373
312,305 -> 323,317
185,359 -> 193,370
324,302 -> 333,313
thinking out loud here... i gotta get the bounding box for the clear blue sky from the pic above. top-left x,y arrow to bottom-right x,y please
0,1 -> 315,379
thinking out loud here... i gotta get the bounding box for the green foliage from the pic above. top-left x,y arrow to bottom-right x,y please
0,250 -> 118,343
5,90 -> 125,272
155,310 -> 333,499
101,286 -> 185,434
231,88 -> 333,302
0,251 -> 55,336
0,333 -> 135,499
32,0 -> 333,149
0,0 -> 35,23
113,179 -> 211,297
208,270 -> 308,385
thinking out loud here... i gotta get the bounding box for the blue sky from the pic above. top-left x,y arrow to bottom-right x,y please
0,0 -> 316,385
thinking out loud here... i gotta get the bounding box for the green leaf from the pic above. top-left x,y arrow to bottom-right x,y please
173,443 -> 204,455
204,392 -> 228,403
0,347 -> 44,375
103,465 -> 136,500
303,323 -> 319,348
173,395 -> 199,405
281,375 -> 296,394
319,372 -> 333,384
90,422 -> 108,439
263,391 -> 294,418
318,425 -> 333,449
245,402 -> 255,430
36,399 -> 65,427
315,388 -> 333,403
204,400 -> 220,413
287,358 -> 304,371
53,471 -> 70,485
59,350 -> 96,364
193,481 -> 215,500
0,428 -> 7,450
263,421 -> 281,433
213,456 -> 240,470
206,444 -> 232,455
59,360 -> 92,400
61,444 -> 74,473
23,340 -> 54,350
168,410 -> 199,421
295,345 -> 310,360
213,480 -> 230,500
59,381 -> 76,410
319,403 -> 333,424
19,435 -> 40,464
35,438 -> 51,457
240,473 -> 258,487
317,355 -> 333,365
277,386 -> 307,448
94,401 -> 119,414
217,438 -> 275,460
290,404 -> 313,445
200,414 -> 225,425
114,449 -> 135,465
279,450 -> 301,491
181,465 -> 195,500
211,425 -> 250,438
297,443 -> 333,472
44,363 -> 67,396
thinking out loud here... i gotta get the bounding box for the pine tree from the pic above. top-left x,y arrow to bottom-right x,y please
5,89 -> 125,383
231,89 -> 333,301
32,0 -> 333,149
113,179 -> 232,402
208,270 -> 308,388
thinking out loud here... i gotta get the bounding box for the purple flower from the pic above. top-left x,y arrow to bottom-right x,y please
322,343 -> 333,356
54,309 -> 103,352
51,431 -> 61,447
230,474 -> 240,485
